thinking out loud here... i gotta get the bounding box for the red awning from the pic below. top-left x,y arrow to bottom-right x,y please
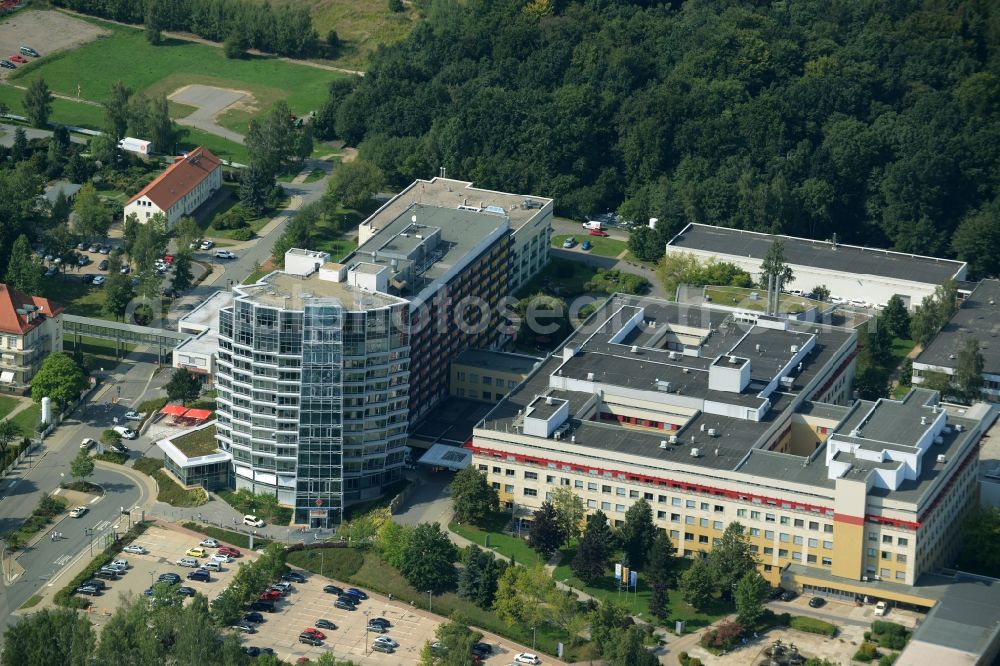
161,403 -> 188,416
184,409 -> 213,421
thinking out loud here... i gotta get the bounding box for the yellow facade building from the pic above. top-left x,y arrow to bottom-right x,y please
469,295 -> 992,608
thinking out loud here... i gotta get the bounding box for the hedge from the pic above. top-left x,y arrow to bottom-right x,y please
853,641 -> 879,662
789,615 -> 838,637
871,621 -> 910,650
54,521 -> 150,609
181,522 -> 271,550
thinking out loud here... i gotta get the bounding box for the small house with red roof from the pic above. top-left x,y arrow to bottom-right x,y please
124,147 -> 222,229
0,284 -> 64,388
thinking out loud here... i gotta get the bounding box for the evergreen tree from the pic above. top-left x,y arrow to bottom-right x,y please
571,510 -> 612,585
104,81 -> 132,141
103,254 -> 135,322
760,239 -> 794,289
457,545 -> 485,601
4,234 -> 40,295
881,295 -> 911,339
619,498 -> 655,569
528,500 -> 565,558
23,78 -> 53,128
171,251 -> 194,292
646,532 -> 678,620
239,160 -> 274,216
145,0 -> 166,45
11,126 -> 27,160
147,95 -> 176,154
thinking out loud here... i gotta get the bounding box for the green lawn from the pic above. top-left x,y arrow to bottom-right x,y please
303,168 -> 326,183
553,553 -> 733,630
64,336 -> 137,370
449,520 -> 543,566
0,396 -> 22,421
890,337 -> 916,364
181,522 -> 272,550
176,125 -> 250,166
0,84 -> 106,129
515,257 -> 601,299
12,22 -> 340,134
11,403 -> 41,436
705,285 -> 826,314
301,0 -> 418,70
153,469 -> 207,507
552,234 -> 628,259
40,275 -> 108,319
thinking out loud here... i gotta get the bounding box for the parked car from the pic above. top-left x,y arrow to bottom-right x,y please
158,573 -> 181,585
210,553 -> 231,564
259,590 -> 281,602
561,237 -> 577,248
88,244 -> 100,253
367,621 -> 388,633
314,619 -> 336,630
187,569 -> 210,582
76,585 -> 102,596
81,274 -> 95,284
98,259 -> 109,270
215,250 -> 236,260
92,275 -> 106,286
373,636 -> 398,649
302,628 -> 326,640
336,595 -> 357,606
69,506 -> 88,518
808,596 -> 825,608
200,240 -> 215,250
76,242 -> 87,250
368,617 -> 391,628
323,584 -> 344,595
124,410 -> 141,420
111,559 -> 129,570
218,546 -> 241,558
202,561 -> 223,572
80,438 -> 97,449
243,612 -> 264,624
514,654 -> 541,665
186,547 -> 207,558
589,229 -> 610,237
110,443 -> 129,454
163,254 -> 174,264
243,515 -> 264,528
371,643 -> 394,654
44,267 -> 57,277
83,579 -> 106,591
235,623 -> 257,634
473,643 -> 493,656
19,46 -> 40,57
176,557 -> 199,568
99,246 -> 110,254
874,601 -> 888,617
282,571 -> 306,583
120,264 -> 131,274
780,590 -> 798,602
112,426 -> 137,439
123,544 -> 147,555
94,570 -> 118,580
580,240 -> 592,251
77,255 -> 90,266
346,588 -> 368,600
298,634 -> 323,646
0,60 -> 16,69
334,599 -> 355,611
177,586 -> 196,597
249,600 -> 276,613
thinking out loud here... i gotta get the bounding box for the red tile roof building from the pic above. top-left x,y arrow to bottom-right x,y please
124,147 -> 223,229
0,284 -> 64,388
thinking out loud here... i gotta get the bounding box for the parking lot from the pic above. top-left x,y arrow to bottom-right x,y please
82,523 -> 256,621
0,11 -> 109,78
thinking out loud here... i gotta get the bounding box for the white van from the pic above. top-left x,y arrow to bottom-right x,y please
176,557 -> 199,568
582,220 -> 602,230
203,561 -> 223,572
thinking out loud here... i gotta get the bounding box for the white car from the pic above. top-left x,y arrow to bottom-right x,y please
124,410 -> 141,420
111,559 -> 129,569
874,601 -> 888,617
69,506 -> 88,518
112,425 -> 137,439
200,240 -> 214,250
80,438 -> 97,449
91,275 -> 106,286
199,538 -> 219,548
176,557 -> 199,568
373,636 -> 398,648
210,554 -> 232,564
243,515 -> 264,528
123,545 -> 147,555
215,250 -> 236,260
514,654 -> 541,665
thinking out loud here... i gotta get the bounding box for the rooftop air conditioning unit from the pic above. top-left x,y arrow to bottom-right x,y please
668,435 -> 679,444
708,428 -> 718,437
659,441 -> 668,449
937,454 -> 946,464
586,372 -> 595,381
700,423 -> 706,432
669,351 -> 680,361
690,447 -> 701,458
545,396 -> 554,405
955,424 -> 965,432
729,356 -> 738,364
861,576 -> 869,582
791,345 -> 799,353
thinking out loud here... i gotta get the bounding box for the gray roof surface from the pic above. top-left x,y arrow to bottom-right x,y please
43,181 -> 82,204
453,349 -> 541,376
909,572 -> 1000,656
668,223 -> 964,284
915,279 -> 1000,374
239,269 -> 408,312
410,397 -> 495,444
737,449 -> 835,489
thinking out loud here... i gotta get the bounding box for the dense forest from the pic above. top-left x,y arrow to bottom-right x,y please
51,0 -> 320,58
326,0 -> 1000,277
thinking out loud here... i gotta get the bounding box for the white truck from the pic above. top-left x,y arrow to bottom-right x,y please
582,220 -> 602,230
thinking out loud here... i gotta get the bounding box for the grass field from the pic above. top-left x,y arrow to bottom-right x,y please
515,257 -> 601,299
448,520 -> 543,566
0,396 -> 21,421
303,0 -> 419,70
40,276 -> 107,319
11,20 -> 341,134
11,403 -> 41,436
552,234 -> 628,259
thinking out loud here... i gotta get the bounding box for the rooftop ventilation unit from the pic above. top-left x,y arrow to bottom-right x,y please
586,372 -> 595,381
790,345 -> 799,353
659,440 -> 668,450
700,423 -> 706,432
545,396 -> 554,405
921,416 -> 927,425
668,435 -> 679,444
669,351 -> 680,361
728,356 -> 739,364
655,380 -> 672,393
708,428 -> 718,437
690,447 -> 701,458
631,345 -> 639,353
955,424 -> 964,432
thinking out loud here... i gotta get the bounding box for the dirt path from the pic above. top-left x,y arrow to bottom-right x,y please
55,8 -> 365,77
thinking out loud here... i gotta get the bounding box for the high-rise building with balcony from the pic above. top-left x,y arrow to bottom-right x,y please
215,249 -> 410,527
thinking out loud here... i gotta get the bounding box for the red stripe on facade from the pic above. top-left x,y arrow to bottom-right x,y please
833,513 -> 864,525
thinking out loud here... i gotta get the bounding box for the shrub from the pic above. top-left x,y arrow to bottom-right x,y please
678,652 -> 689,665
853,642 -> 879,662
212,205 -> 249,230
871,621 -> 910,650
95,452 -> 128,465
879,654 -> 899,666
700,621 -> 744,651
228,226 -> 255,241
133,457 -> 164,476
789,615 -> 838,637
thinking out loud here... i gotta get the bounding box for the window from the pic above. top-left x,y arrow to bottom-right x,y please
791,552 -> 802,561
630,490 -> 640,499
823,541 -> 833,550
824,524 -> 833,533
897,554 -> 907,564
504,485 -> 514,493
587,500 -> 597,508
808,521 -> 819,531
765,513 -> 776,523
751,511 -> 761,520
868,531 -> 878,542
685,516 -> 695,525
765,530 -> 775,540
699,535 -> 709,544
574,480 -> 583,489
764,547 -> 774,555
778,549 -> 788,558
880,568 -> 890,578
780,516 -> 790,525
601,501 -> 611,510
700,502 -> 709,511
686,500 -> 696,508
822,557 -> 832,566
881,551 -> 891,560
669,530 -> 680,539
524,471 -> 538,480
482,376 -> 492,386
656,511 -> 666,520
616,488 -> 626,496
684,532 -> 694,541
794,519 -> 804,527
867,548 -> 876,557
807,554 -> 817,564
713,521 -> 723,530
615,504 -> 625,513
658,495 -> 667,504
546,475 -> 555,484
492,483 -> 500,490
671,513 -> 680,523
793,536 -> 804,545
457,372 -> 466,381
749,528 -> 760,536
523,488 -> 537,497
602,485 -> 612,494
714,505 -> 724,513
898,537 -> 909,547
644,493 -> 654,500
779,533 -> 790,543
492,466 -> 501,474
699,518 -> 709,527
506,469 -> 515,477
882,535 -> 893,544
896,571 -> 906,580
478,464 -> 488,471
808,538 -> 818,547
737,509 -> 747,518
672,498 -> 682,507
468,374 -> 479,384
588,482 -> 598,491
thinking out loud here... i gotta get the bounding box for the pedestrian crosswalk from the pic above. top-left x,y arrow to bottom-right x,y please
94,520 -> 111,532
54,555 -> 71,566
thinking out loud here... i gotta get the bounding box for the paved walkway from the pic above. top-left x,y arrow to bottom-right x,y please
169,84 -> 248,145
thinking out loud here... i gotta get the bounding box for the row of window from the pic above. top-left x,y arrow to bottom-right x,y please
455,372 -> 518,388
868,532 -> 909,547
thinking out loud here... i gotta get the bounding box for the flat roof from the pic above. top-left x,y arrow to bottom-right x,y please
178,289 -> 233,334
344,204 -> 508,300
908,572 -> 1000,658
668,223 -> 965,285
410,397 -> 495,444
363,177 -> 551,236
453,349 -> 542,376
915,279 -> 1000,374
237,269 -> 408,312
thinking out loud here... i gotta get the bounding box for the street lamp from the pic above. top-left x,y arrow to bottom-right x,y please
532,626 -> 536,650
427,590 -> 433,614
364,610 -> 371,655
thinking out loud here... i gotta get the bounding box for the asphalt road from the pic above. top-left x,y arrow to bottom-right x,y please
169,85 -> 248,146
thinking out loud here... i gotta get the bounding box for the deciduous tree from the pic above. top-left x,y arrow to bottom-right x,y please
881,295 -> 911,340
680,557 -> 715,610
31,353 -> 88,410
70,447 -> 95,484
327,159 -> 384,211
450,466 -> 499,527
734,569 -> 768,628
23,78 -> 52,128
954,337 -> 985,403
171,251 -> 194,292
550,486 -> 585,538
528,500 -> 565,558
4,234 -> 40,295
1,607 -> 95,666
104,81 -> 132,141
74,184 -> 110,240
619,498 -> 655,569
165,368 -> 201,405
400,522 -> 458,594
708,522 -> 757,599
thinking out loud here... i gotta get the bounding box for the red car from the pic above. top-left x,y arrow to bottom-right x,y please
589,229 -> 609,237
218,546 -> 240,557
162,254 -> 174,264
259,590 -> 281,601
9,54 -> 26,64
302,628 -> 326,640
